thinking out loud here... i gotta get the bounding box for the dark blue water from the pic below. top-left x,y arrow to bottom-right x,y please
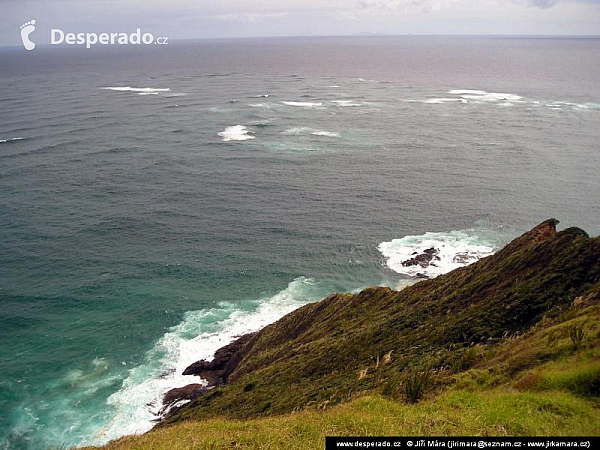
1,37 -> 599,448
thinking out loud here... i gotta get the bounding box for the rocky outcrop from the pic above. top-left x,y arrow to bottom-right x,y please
159,384 -> 210,419
401,247 -> 440,268
163,384 -> 209,406
183,332 -> 256,386
160,219 -> 600,425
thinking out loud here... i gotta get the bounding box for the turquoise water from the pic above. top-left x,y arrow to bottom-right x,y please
1,37 -> 599,448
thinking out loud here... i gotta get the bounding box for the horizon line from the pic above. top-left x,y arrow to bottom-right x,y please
2,33 -> 599,49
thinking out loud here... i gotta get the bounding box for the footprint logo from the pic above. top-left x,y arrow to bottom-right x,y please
20,20 -> 36,51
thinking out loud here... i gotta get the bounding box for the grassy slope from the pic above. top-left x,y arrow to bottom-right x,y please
88,393 -> 599,450
83,220 -> 600,449
158,220 -> 600,423
86,301 -> 600,449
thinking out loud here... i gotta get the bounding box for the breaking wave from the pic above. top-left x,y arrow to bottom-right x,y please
82,277 -> 327,446
378,225 -> 511,278
218,125 -> 255,142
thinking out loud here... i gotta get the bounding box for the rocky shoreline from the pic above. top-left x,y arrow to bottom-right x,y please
161,332 -> 256,418
154,219 -> 600,428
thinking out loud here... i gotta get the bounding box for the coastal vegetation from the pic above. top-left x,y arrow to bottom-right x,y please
85,219 -> 600,449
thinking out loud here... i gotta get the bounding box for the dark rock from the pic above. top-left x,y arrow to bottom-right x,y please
402,247 -> 439,268
159,383 -> 210,420
183,332 -> 256,386
159,219 -> 600,426
163,383 -> 209,406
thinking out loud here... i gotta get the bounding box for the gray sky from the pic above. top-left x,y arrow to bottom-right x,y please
1,0 -> 599,47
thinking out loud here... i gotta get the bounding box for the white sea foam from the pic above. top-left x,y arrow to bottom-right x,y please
282,127 -> 339,137
281,101 -> 323,107
311,131 -> 340,137
424,98 -> 467,104
444,89 -> 523,104
460,92 -> 522,102
378,228 -> 502,279
331,100 -> 361,107
475,93 -> 522,101
218,125 -> 255,142
101,87 -> 171,93
417,90 -> 597,111
0,137 -> 24,143
582,102 -> 600,110
447,89 -> 487,95
282,127 -> 311,135
545,101 -> 598,110
84,277 -> 325,446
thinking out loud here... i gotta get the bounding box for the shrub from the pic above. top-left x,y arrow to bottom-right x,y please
568,322 -> 588,351
404,369 -> 434,403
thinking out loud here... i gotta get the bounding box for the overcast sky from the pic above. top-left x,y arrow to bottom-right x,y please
1,0 -> 599,46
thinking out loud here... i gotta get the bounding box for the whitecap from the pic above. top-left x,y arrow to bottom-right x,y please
311,131 -> 340,137
281,101 -> 323,107
447,89 -> 487,95
460,92 -> 522,102
331,100 -> 362,107
0,137 -> 24,143
582,102 -> 600,110
446,89 -> 523,103
282,127 -> 339,137
101,87 -> 171,93
545,101 -> 597,110
218,125 -> 255,142
282,127 -> 312,135
378,228 -> 504,279
424,98 -> 467,104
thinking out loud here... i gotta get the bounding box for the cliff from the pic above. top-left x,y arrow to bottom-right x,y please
155,219 -> 599,424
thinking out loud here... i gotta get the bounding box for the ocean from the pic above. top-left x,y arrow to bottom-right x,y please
0,36 -> 599,449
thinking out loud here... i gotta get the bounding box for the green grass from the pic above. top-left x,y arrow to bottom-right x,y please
81,220 -> 600,449
157,221 -> 600,424
84,389 -> 599,450
403,369 -> 434,403
85,294 -> 600,450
